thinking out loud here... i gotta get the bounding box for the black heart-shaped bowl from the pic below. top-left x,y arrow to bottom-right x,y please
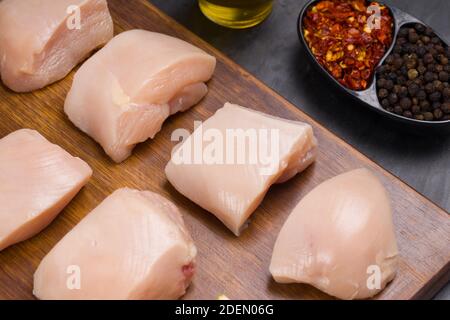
298,0 -> 450,134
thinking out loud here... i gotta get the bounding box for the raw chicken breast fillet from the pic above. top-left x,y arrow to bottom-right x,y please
165,103 -> 317,236
0,0 -> 113,92
33,188 -> 197,300
270,169 -> 399,300
64,29 -> 216,163
0,129 -> 92,251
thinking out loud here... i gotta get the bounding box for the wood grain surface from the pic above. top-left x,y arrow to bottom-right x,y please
0,0 -> 449,300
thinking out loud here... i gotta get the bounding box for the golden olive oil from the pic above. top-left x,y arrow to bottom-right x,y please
199,0 -> 273,29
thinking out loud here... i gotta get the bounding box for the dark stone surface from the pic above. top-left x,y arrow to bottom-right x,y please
149,0 -> 449,299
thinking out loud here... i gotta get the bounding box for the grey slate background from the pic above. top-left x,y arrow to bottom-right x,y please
149,0 -> 450,299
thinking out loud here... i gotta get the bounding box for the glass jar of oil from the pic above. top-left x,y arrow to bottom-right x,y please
199,0 -> 273,29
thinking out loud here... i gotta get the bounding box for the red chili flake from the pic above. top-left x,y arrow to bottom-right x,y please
303,0 -> 394,90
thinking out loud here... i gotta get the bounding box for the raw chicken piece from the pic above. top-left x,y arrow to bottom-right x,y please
33,188 -> 197,300
270,169 -> 399,300
64,30 -> 216,163
0,129 -> 92,251
165,103 -> 317,236
0,0 -> 113,92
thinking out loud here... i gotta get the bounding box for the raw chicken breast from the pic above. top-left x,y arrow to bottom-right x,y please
0,129 -> 92,251
270,169 -> 399,300
165,103 -> 317,236
0,0 -> 113,92
64,30 -> 216,163
33,188 -> 197,300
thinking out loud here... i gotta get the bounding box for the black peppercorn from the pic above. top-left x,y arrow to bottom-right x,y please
393,58 -> 403,69
435,45 -> 445,54
408,83 -> 420,96
432,102 -> 441,110
378,88 -> 389,99
403,110 -> 413,118
399,86 -> 408,97
430,48 -> 438,58
414,77 -> 424,85
400,65 -> 408,75
420,100 -> 431,111
397,76 -> 407,85
385,55 -> 395,65
439,71 -> 449,82
377,78 -> 387,89
431,37 -> 440,45
393,85 -> 401,95
398,37 -> 408,46
407,69 -> 419,80
443,88 -> 450,99
433,80 -> 444,92
429,91 -> 441,102
416,46 -> 427,57
399,28 -> 409,37
423,112 -> 434,121
377,65 -> 389,74
424,71 -> 435,83
393,45 -> 402,54
409,32 -> 419,44
415,114 -> 425,120
388,73 -> 397,82
417,90 -> 427,100
427,64 -> 436,72
441,102 -> 450,113
415,24 -> 425,33
417,65 -> 427,74
399,97 -> 412,109
388,93 -> 398,104
423,53 -> 434,64
406,58 -> 417,69
386,80 -> 394,90
425,83 -> 434,94
434,108 -> 443,119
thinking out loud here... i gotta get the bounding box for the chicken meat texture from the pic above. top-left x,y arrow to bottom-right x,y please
166,103 -> 317,236
64,30 -> 216,163
0,0 -> 113,92
0,129 -> 92,251
270,169 -> 399,300
33,188 -> 197,300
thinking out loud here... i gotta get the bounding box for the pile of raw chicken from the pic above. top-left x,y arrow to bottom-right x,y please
0,0 -> 399,300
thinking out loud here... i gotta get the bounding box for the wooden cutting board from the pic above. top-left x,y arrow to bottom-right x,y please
0,0 -> 449,300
